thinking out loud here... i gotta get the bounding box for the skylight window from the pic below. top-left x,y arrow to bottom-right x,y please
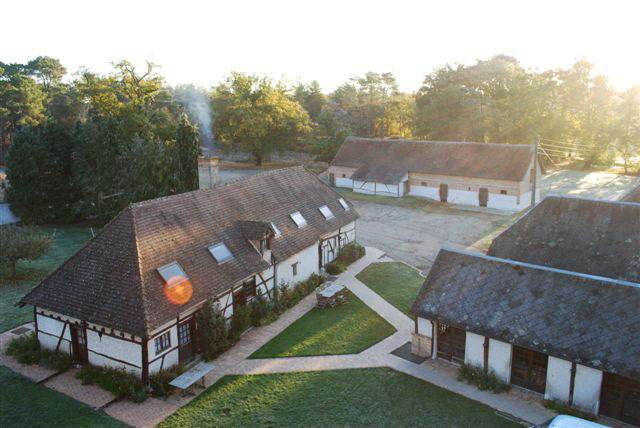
290,211 -> 307,228
319,205 -> 334,219
158,262 -> 188,286
208,242 -> 234,264
339,198 -> 350,211
270,222 -> 282,237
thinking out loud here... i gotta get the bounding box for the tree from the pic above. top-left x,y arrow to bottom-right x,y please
26,56 -> 67,92
172,113 -> 200,193
195,300 -> 228,360
612,87 -> 640,174
294,81 -> 326,123
213,73 -> 312,165
6,123 -> 78,223
0,226 -> 52,278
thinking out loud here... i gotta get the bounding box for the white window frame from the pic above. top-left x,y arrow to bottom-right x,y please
338,198 -> 350,211
154,331 -> 171,355
208,242 -> 234,264
319,205 -> 334,219
157,262 -> 188,286
290,211 -> 307,228
270,222 -> 282,237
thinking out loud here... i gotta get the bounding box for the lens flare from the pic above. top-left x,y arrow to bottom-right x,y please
163,276 -> 193,305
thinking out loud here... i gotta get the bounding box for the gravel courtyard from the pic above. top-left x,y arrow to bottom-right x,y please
344,191 -> 512,273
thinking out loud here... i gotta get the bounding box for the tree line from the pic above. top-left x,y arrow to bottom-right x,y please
2,55 -> 639,224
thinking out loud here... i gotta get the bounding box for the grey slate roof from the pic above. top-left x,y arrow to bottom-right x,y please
332,136 -> 536,184
21,167 -> 359,337
412,247 -> 640,380
621,184 -> 640,203
489,196 -> 640,283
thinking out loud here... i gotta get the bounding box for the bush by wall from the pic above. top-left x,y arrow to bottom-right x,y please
457,363 -> 510,393
6,333 -> 72,371
149,364 -> 185,397
325,243 -> 366,275
76,365 -> 147,402
196,301 -> 229,360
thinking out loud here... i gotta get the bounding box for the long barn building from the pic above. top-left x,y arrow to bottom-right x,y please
411,197 -> 640,426
20,167 -> 358,382
328,137 -> 541,211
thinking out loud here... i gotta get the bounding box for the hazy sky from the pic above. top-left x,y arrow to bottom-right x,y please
4,0 -> 640,92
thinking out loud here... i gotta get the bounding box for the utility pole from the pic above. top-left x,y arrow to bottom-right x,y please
531,134 -> 539,207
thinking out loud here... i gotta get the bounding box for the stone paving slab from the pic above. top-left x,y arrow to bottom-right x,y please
105,397 -> 180,428
45,368 -> 115,409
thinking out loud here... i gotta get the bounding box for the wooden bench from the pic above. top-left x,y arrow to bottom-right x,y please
169,361 -> 216,396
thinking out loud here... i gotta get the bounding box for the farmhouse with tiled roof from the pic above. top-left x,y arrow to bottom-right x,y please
327,136 -> 541,211
411,196 -> 640,426
20,166 -> 358,382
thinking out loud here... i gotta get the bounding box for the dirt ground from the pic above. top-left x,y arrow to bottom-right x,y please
342,191 -> 513,274
541,170 -> 640,200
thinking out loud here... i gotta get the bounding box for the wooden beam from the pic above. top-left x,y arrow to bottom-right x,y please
55,322 -> 68,352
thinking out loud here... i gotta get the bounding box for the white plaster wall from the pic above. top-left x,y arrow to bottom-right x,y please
573,365 -> 603,414
258,267 -> 276,299
417,317 -> 432,337
486,194 -> 521,211
341,221 -> 356,244
37,314 -> 72,354
87,329 -> 142,375
277,243 -> 320,287
545,357 -> 572,402
488,339 -> 512,382
464,332 -> 485,369
215,292 -> 233,318
147,325 -> 179,374
447,189 -> 481,206
408,185 -> 440,200
335,177 -> 353,188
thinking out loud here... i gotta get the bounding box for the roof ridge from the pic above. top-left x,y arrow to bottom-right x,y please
441,245 -> 640,289
127,205 -> 152,337
344,135 -> 535,149
131,166 -> 307,209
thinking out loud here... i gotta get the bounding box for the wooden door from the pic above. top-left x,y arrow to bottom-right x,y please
70,324 -> 88,363
479,188 -> 489,207
233,288 -> 247,313
329,173 -> 336,186
403,180 -> 410,195
439,184 -> 448,202
600,372 -> 640,425
436,324 -> 465,364
510,346 -> 548,393
178,319 -> 195,364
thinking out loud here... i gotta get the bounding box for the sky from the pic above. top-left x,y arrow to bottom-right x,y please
4,0 -> 640,92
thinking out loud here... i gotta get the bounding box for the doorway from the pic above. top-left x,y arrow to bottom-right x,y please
600,372 -> 640,425
436,324 -> 465,364
70,324 -> 88,363
510,345 -> 548,393
178,318 -> 196,364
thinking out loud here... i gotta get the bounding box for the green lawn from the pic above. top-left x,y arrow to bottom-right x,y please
0,227 -> 94,333
356,262 -> 424,316
250,292 -> 395,358
0,366 -> 123,427
160,368 -> 519,427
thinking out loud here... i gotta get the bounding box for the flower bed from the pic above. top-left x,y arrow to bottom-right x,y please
6,333 -> 72,372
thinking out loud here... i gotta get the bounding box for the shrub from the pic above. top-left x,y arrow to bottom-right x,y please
335,242 -> 366,265
230,305 -> 252,339
250,293 -> 270,327
6,333 -> 72,371
325,261 -> 346,275
149,364 -> 185,397
543,399 -> 596,421
457,363 -> 510,393
76,365 -> 146,402
196,300 -> 228,360
0,226 -> 52,278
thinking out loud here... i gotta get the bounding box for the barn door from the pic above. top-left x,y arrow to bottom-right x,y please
510,346 -> 548,393
436,324 -> 465,364
439,184 -> 448,202
70,324 -> 88,364
329,173 -> 336,186
600,372 -> 640,425
479,188 -> 489,207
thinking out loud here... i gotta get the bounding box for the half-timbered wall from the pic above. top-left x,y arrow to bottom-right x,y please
277,242 -> 320,286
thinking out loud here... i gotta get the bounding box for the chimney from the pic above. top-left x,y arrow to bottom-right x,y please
198,156 -> 219,190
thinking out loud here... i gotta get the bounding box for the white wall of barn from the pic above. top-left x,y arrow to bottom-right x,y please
488,339 -> 512,382
36,312 -> 73,354
353,180 -> 402,197
276,242 -> 320,287
416,317 -> 432,338
147,324 -> 180,375
545,356 -> 572,402
573,365 -> 603,414
464,332 -> 485,368
87,329 -> 142,375
335,177 -> 353,188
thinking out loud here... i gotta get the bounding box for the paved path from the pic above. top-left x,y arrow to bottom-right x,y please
1,247 -> 556,427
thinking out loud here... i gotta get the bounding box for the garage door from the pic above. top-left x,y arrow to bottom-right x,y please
600,372 -> 640,426
436,324 -> 465,364
510,346 -> 548,394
